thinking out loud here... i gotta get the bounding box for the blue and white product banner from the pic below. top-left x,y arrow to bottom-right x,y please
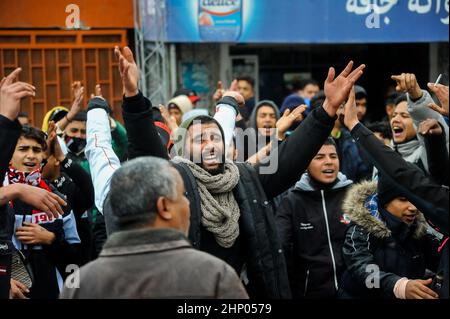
143,0 -> 449,43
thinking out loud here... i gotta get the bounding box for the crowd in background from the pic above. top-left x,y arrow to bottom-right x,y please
0,45 -> 448,300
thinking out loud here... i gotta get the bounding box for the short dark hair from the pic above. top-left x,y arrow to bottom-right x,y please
299,78 -> 319,90
366,121 -> 393,140
20,125 -> 47,151
236,76 -> 255,88
18,111 -> 28,118
394,93 -> 407,106
324,136 -> 337,148
385,92 -> 401,106
310,90 -> 326,111
72,110 -> 87,122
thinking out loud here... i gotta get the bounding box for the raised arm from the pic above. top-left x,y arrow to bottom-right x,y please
115,46 -> 168,160
343,88 -> 449,235
85,97 -> 121,215
391,73 -> 449,149
258,61 -> 366,199
0,68 -> 34,179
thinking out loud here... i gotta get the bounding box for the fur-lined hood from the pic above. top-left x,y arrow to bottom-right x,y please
342,180 -> 428,239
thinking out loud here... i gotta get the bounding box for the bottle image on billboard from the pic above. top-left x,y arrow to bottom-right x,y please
199,0 -> 242,42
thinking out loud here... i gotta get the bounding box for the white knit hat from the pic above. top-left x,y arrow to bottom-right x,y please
168,95 -> 193,115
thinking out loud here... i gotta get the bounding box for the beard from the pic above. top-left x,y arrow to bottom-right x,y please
201,162 -> 225,175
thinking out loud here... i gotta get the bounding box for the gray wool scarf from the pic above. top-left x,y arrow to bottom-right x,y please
172,156 -> 241,248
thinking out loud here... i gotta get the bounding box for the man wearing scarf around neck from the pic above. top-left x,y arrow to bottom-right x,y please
91,46 -> 365,299
4,125 -> 81,299
0,68 -> 72,299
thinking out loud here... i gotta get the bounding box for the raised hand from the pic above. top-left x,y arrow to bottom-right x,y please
342,86 -> 360,131
114,46 -> 140,97
323,61 -> 365,117
0,68 -> 35,121
427,83 -> 449,117
213,81 -> 225,102
276,104 -> 307,140
391,73 -> 423,100
419,118 -> 443,136
64,81 -> 84,122
159,104 -> 178,133
222,79 -> 245,107
46,121 -> 66,162
90,84 -> 105,100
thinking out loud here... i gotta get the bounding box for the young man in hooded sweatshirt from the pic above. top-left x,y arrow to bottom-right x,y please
88,46 -> 365,298
276,137 -> 353,299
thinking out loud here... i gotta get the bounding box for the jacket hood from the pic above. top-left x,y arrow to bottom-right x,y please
168,95 -> 193,115
249,100 -> 281,130
172,115 -> 225,158
294,172 -> 353,191
342,180 -> 428,239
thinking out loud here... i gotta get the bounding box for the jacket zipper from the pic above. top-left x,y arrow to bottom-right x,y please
304,269 -> 310,296
321,190 -> 339,291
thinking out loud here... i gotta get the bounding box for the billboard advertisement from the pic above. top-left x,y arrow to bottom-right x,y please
143,0 -> 449,43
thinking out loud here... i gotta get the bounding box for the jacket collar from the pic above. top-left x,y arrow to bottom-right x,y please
294,172 -> 353,192
342,181 -> 428,239
100,228 -> 191,257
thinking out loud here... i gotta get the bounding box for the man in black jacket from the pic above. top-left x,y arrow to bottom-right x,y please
0,68 -> 64,298
342,86 -> 449,298
277,137 -> 353,298
111,46 -> 364,298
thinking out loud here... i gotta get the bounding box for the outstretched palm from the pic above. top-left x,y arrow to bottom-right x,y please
323,61 -> 365,116
114,46 -> 140,96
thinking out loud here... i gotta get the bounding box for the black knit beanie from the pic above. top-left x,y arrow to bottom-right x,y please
377,173 -> 403,207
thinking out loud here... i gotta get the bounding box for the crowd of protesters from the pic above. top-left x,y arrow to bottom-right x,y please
0,45 -> 448,300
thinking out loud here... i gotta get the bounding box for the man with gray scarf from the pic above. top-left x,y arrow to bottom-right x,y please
390,73 -> 449,174
91,46 -> 365,299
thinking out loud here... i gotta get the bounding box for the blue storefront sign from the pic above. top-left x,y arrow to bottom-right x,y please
143,0 -> 449,43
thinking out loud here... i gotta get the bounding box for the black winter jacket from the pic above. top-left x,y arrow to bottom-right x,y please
339,181 -> 441,299
121,92 -> 336,298
350,123 -> 449,298
276,173 -> 353,298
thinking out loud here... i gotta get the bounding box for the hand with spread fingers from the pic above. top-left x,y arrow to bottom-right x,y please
114,46 -> 140,97
0,68 -> 36,121
322,61 -> 366,117
391,73 -> 423,100
427,83 -> 449,117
